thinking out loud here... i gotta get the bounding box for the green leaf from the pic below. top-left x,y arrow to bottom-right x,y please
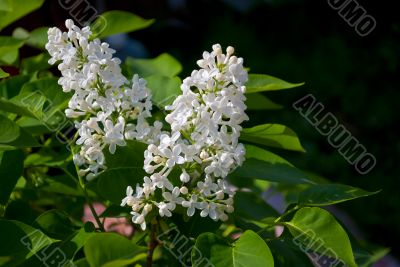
0,114 -> 20,143
24,149 -> 70,167
0,67 -> 9,78
125,53 -> 182,78
298,184 -> 379,206
246,93 -> 283,110
33,209 -> 75,240
0,114 -> 39,151
13,26 -> 49,49
0,97 -> 35,117
91,10 -> 154,39
0,219 -> 55,266
97,141 -> 148,203
230,145 -> 310,184
0,74 -> 30,98
16,116 -> 53,135
146,75 -> 182,107
74,258 -> 91,267
97,168 -> 145,204
0,36 -> 24,65
171,213 -> 222,238
84,232 -> 146,267
0,0 -> 12,12
354,245 -> 390,267
11,27 -> 30,39
233,191 -> 278,233
25,27 -> 49,49
234,191 -> 279,221
267,239 -> 313,267
246,74 -> 304,94
23,226 -> 95,267
0,127 -> 40,151
103,140 -> 148,169
231,158 -> 310,185
192,230 -> 274,267
241,124 -> 305,152
0,98 -> 35,118
41,174 -> 83,196
0,149 -> 24,204
283,207 -> 357,267
0,77 -> 69,126
9,77 -> 71,130
21,53 -> 51,74
0,0 -> 44,30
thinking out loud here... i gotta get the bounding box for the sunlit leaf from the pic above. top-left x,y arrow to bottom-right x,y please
283,207 -> 357,267
91,10 -> 154,38
241,124 -> 305,152
192,230 -> 274,267
246,74 -> 304,93
298,184 -> 379,206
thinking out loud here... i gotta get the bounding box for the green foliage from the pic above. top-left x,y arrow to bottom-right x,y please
33,209 -> 75,239
0,5 -> 383,267
0,0 -> 44,30
283,207 -> 357,267
241,124 -> 305,152
0,68 -> 9,78
97,141 -> 147,204
0,115 -> 39,151
124,53 -> 183,107
146,75 -> 182,107
192,230 -> 274,267
298,184 -> 379,206
0,219 -> 54,266
83,233 -> 146,267
12,27 -> 49,49
91,10 -> 154,38
21,53 -> 51,74
0,150 -> 24,204
246,93 -> 283,110
0,36 -> 24,65
125,53 -> 182,78
246,74 -> 304,94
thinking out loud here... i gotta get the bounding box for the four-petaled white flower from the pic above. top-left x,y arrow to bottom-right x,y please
48,22 -> 247,231
46,19 -> 161,180
122,44 -> 247,228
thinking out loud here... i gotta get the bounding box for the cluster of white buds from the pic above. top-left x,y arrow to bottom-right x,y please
122,44 -> 248,230
46,20 -> 161,180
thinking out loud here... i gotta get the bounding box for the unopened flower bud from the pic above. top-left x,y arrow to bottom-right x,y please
216,190 -> 224,200
226,46 -> 234,55
225,205 -> 234,213
200,150 -> 209,160
180,186 -> 188,194
144,204 -> 152,213
153,156 -> 162,164
180,171 -> 190,183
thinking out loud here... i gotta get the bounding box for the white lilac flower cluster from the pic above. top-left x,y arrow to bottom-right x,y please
46,20 -> 161,180
121,44 -> 249,230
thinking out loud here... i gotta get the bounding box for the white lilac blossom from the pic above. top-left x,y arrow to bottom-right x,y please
122,44 -> 248,230
46,20 -> 161,180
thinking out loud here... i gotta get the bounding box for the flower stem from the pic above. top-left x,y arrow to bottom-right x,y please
146,219 -> 158,267
81,184 -> 106,232
61,148 -> 106,232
